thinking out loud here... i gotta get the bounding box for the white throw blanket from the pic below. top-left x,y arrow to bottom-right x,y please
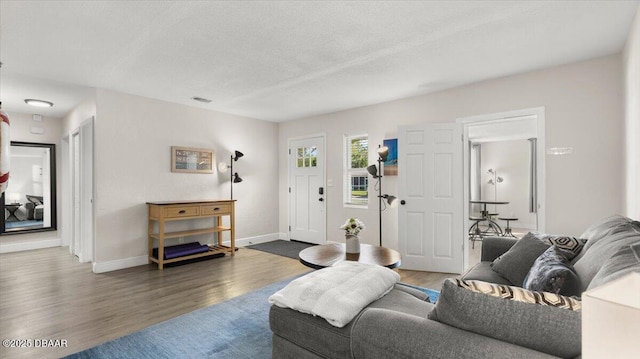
268,261 -> 400,327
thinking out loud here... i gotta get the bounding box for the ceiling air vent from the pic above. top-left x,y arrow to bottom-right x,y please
191,96 -> 212,103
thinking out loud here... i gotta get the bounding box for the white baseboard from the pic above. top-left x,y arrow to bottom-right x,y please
223,232 -> 287,247
0,238 -> 61,253
92,232 -> 286,273
92,255 -> 148,274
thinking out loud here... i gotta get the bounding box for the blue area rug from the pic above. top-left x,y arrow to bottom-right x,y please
65,276 -> 301,359
397,282 -> 441,303
65,276 -> 440,358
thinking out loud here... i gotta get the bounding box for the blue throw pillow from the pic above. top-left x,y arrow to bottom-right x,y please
523,246 -> 581,297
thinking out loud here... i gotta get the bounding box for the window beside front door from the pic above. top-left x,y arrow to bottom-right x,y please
344,134 -> 368,207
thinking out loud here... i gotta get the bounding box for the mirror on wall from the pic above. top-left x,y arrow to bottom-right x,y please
1,141 -> 57,235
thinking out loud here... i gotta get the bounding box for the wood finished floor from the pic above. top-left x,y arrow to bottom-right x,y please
0,246 -> 458,359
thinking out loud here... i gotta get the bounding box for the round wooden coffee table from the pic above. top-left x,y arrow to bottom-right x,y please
298,243 -> 401,269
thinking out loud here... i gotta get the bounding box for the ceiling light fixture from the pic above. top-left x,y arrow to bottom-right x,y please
24,99 -> 54,108
191,96 -> 212,103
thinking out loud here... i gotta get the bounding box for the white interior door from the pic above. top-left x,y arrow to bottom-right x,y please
288,135 -> 325,244
71,131 -> 81,259
80,118 -> 94,262
69,117 -> 94,263
398,123 -> 464,273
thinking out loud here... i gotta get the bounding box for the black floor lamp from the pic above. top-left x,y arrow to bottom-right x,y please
218,150 -> 243,199
367,145 -> 397,246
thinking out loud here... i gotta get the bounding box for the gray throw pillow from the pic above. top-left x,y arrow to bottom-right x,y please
491,233 -> 551,286
523,246 -> 581,297
428,279 -> 581,358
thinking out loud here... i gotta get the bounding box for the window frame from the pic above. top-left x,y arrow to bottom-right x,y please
343,133 -> 369,208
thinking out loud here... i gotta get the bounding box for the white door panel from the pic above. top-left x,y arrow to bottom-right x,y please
289,136 -> 325,245
69,118 -> 94,263
399,123 -> 463,273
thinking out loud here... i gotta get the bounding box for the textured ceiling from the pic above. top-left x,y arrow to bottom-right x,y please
0,1 -> 638,121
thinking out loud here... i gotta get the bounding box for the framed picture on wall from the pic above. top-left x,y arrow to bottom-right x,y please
171,146 -> 214,173
383,138 -> 398,176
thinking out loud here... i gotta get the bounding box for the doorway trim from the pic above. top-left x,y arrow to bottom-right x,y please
457,107 -> 546,270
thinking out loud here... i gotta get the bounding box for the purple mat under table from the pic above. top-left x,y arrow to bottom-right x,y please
153,242 -> 211,259
165,245 -> 210,259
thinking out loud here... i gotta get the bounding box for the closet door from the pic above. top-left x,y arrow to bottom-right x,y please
398,123 -> 463,273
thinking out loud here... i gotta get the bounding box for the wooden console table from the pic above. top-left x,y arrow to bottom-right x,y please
147,200 -> 235,269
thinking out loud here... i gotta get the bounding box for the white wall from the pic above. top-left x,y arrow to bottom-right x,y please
62,93 -> 97,135
623,6 -> 640,220
92,89 -> 279,265
0,112 -> 63,250
279,54 -> 624,245
6,152 -> 43,197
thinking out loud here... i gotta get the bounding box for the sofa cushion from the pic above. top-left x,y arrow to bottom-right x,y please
461,262 -> 514,285
353,308 -> 560,359
428,279 -> 581,358
574,215 -> 635,262
491,233 -> 551,286
523,246 -> 581,296
268,261 -> 400,328
587,242 -> 640,290
573,220 -> 640,291
269,284 -> 432,359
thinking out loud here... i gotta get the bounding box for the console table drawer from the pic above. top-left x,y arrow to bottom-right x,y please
201,204 -> 231,215
164,206 -> 200,218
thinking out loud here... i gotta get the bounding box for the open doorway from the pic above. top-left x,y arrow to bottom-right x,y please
471,139 -> 538,233
459,108 -> 546,270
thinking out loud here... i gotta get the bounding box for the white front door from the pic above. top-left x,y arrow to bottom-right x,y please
288,136 -> 326,244
398,123 -> 464,273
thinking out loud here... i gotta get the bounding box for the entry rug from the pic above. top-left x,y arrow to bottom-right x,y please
64,276 -> 305,359
246,240 -> 315,259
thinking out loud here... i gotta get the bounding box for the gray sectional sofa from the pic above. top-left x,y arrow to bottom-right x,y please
269,215 -> 640,358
